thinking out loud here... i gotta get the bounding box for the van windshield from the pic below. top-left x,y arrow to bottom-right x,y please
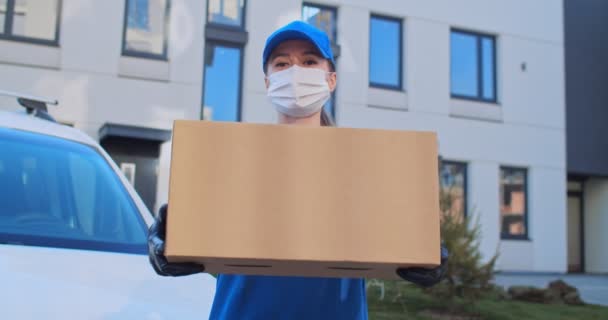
0,128 -> 147,254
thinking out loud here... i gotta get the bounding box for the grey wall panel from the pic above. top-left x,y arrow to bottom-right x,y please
565,0 -> 608,176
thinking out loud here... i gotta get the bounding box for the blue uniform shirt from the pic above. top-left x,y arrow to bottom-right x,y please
209,274 -> 368,320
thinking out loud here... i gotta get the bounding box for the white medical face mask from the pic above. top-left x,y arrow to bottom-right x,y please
266,65 -> 331,118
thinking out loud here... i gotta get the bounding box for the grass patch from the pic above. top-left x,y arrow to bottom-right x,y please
367,280 -> 608,320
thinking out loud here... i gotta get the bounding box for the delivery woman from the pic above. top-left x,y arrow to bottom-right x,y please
148,21 -> 448,320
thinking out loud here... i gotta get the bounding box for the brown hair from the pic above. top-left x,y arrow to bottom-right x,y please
320,109 -> 335,127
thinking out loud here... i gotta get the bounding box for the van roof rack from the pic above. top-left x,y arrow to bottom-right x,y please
0,89 -> 58,122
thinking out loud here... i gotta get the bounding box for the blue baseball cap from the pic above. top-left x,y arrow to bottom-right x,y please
262,21 -> 335,71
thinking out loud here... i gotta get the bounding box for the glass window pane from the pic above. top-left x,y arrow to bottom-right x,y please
302,4 -> 336,43
11,0 -> 60,41
451,32 -> 478,97
208,0 -> 245,27
0,0 -> 6,34
370,16 -> 401,88
0,129 -> 147,254
440,162 -> 467,219
124,0 -> 168,56
500,168 -> 527,238
482,37 -> 496,100
203,44 -> 242,122
567,181 -> 583,192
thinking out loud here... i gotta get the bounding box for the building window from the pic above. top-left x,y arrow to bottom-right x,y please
202,0 -> 247,121
451,29 -> 497,102
500,167 -> 528,239
302,3 -> 336,43
369,15 -> 402,90
0,0 -> 61,45
122,0 -> 170,60
207,0 -> 245,28
440,161 -> 467,219
302,2 -> 337,118
567,180 -> 583,193
202,44 -> 242,121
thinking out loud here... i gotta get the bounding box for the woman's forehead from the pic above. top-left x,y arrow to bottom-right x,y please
271,40 -> 321,58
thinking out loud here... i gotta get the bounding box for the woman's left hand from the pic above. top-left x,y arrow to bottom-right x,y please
396,246 -> 449,287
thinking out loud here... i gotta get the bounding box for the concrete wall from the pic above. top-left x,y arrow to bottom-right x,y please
0,0 -> 567,272
0,0 -> 205,139
584,178 -> 608,273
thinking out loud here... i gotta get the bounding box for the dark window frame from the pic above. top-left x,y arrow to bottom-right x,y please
500,166 -> 529,241
369,14 -> 403,91
450,28 -> 498,103
121,0 -> 171,61
0,0 -> 62,46
567,177 -> 586,273
205,0 -> 247,30
200,40 -> 245,122
441,160 -> 468,217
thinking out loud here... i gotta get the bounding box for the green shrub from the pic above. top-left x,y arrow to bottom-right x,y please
426,175 -> 499,303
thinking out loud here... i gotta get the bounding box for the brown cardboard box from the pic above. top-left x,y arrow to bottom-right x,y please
165,120 -> 440,279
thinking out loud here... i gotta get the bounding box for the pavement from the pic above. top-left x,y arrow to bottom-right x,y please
494,272 -> 608,306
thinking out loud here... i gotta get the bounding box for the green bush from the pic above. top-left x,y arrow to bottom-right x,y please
425,180 -> 499,302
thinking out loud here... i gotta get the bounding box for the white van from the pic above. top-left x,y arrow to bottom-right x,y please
0,90 -> 215,319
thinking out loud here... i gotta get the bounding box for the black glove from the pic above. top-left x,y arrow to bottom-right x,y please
396,246 -> 448,287
148,204 -> 205,276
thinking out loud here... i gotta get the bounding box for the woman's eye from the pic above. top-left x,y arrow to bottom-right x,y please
304,59 -> 318,66
275,62 -> 289,68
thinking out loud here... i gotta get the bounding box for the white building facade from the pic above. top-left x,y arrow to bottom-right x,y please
0,0 -> 574,273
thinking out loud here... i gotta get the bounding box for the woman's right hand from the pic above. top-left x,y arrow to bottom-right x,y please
148,204 -> 206,276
